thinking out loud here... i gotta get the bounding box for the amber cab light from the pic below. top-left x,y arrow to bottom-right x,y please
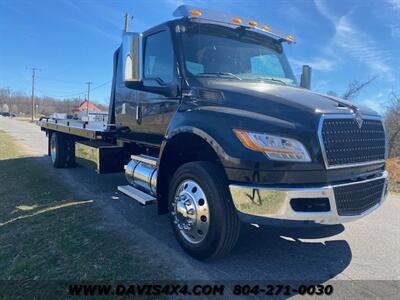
191,10 -> 202,17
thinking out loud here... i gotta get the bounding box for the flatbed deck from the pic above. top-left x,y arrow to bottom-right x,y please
37,117 -> 112,140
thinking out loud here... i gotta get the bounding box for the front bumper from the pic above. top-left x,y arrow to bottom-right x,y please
229,171 -> 388,226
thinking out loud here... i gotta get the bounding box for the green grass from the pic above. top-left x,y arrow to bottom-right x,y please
0,130 -> 171,297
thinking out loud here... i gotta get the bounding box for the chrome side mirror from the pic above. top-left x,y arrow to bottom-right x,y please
122,32 -> 142,82
300,65 -> 312,90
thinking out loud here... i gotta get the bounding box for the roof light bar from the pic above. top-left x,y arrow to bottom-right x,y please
173,5 -> 295,43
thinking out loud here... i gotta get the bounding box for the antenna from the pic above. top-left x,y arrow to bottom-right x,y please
124,13 -> 133,32
124,13 -> 129,32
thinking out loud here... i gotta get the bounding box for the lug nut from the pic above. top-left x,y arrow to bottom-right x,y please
187,208 -> 195,215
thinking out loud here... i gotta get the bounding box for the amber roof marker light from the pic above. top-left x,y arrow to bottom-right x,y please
190,10 -> 202,16
249,20 -> 257,27
262,25 -> 270,32
232,17 -> 242,24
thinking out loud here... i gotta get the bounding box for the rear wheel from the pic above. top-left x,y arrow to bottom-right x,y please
49,133 -> 75,168
169,161 -> 240,260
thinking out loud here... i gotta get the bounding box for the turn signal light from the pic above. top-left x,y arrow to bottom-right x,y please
191,10 -> 202,16
232,17 -> 242,24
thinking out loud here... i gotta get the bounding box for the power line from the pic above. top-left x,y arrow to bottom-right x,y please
35,88 -> 83,99
37,89 -> 85,99
35,76 -> 85,85
34,80 -> 111,99
91,80 -> 112,91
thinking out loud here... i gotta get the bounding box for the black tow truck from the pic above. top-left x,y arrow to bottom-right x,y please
38,5 -> 388,260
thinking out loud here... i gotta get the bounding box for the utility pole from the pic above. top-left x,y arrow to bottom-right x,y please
4,87 -> 11,114
85,81 -> 92,115
27,67 -> 39,121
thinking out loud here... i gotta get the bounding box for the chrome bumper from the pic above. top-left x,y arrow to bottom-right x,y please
229,171 -> 388,225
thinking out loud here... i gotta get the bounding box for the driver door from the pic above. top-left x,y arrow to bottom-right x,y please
135,28 -> 180,146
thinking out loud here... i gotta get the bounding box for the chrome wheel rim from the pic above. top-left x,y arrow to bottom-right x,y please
50,137 -> 56,163
172,180 -> 210,244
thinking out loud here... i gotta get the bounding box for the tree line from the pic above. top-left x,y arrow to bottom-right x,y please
0,89 -> 108,117
0,82 -> 398,159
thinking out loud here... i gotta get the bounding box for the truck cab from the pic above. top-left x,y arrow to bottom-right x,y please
40,5 -> 388,260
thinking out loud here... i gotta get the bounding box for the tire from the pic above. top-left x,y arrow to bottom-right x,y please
64,137 -> 76,167
168,161 -> 240,260
49,132 -> 74,168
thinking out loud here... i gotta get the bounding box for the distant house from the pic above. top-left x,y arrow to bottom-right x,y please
72,100 -> 108,123
72,100 -> 104,113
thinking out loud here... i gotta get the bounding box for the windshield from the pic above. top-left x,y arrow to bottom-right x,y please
180,22 -> 297,86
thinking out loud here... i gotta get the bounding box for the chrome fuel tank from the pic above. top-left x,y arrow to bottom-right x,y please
125,155 -> 158,196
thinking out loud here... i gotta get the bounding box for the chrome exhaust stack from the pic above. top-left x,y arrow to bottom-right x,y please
125,155 -> 158,196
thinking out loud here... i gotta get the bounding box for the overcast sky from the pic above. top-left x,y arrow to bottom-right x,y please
0,0 -> 399,112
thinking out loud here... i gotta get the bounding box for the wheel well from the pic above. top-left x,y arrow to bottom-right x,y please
157,133 -> 222,214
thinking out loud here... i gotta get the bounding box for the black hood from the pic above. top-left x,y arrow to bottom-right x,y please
194,79 -> 379,126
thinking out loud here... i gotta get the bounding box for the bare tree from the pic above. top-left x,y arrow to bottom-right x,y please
385,92 -> 400,158
341,76 -> 377,100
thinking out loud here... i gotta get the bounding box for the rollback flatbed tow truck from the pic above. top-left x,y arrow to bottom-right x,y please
38,5 -> 389,260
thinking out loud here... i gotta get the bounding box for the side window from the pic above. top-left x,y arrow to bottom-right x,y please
144,31 -> 174,83
250,54 -> 285,78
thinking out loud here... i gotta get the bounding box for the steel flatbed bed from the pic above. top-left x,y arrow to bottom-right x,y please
37,117 -> 113,140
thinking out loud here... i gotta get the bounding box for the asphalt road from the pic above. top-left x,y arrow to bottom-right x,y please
0,117 -> 399,296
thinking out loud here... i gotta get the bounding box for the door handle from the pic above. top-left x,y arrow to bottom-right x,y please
136,105 -> 142,124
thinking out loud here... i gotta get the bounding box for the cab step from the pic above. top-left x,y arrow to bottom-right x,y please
117,185 -> 156,205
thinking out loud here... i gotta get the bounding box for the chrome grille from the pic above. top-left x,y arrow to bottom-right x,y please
334,178 -> 385,216
319,115 -> 386,168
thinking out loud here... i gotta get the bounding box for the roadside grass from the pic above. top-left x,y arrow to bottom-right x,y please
0,130 -> 171,296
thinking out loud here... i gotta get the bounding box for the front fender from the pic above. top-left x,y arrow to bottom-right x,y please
162,106 -> 322,171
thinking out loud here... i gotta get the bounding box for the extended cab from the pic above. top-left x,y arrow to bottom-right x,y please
38,6 -> 389,260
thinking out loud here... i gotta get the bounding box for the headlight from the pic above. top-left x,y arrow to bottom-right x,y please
233,129 -> 311,162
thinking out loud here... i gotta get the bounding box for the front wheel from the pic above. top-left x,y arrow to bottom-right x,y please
168,161 -> 240,260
